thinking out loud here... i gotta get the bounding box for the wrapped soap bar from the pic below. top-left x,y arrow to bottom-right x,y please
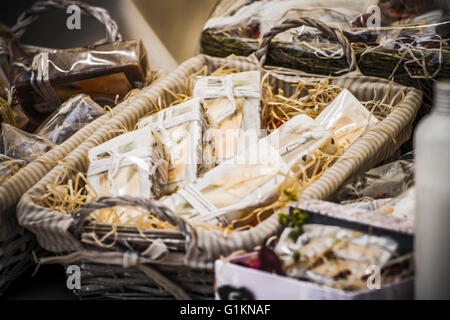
35,94 -> 106,144
0,123 -> 54,162
161,138 -> 292,226
275,224 -> 398,285
87,126 -> 168,200
0,154 -> 26,185
263,114 -> 336,172
315,89 -> 379,148
13,39 -> 149,116
137,98 -> 211,193
193,71 -> 261,164
162,114 -> 336,225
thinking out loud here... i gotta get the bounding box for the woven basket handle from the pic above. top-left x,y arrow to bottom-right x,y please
255,17 -> 357,74
11,0 -> 122,45
71,197 -> 190,240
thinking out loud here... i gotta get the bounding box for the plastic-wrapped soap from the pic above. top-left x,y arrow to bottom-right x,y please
87,126 -> 168,200
315,89 -> 379,148
193,71 -> 261,164
264,114 -> 337,172
137,98 -> 212,193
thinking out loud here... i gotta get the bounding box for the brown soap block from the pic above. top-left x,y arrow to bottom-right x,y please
13,39 -> 149,116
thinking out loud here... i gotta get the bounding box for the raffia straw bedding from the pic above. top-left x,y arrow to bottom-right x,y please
17,54 -> 422,278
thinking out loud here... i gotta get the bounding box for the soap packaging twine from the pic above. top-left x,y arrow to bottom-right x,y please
12,39 -> 149,119
35,94 -> 106,145
193,70 -> 261,164
87,126 -> 169,201
162,113 -> 335,226
137,98 -> 212,194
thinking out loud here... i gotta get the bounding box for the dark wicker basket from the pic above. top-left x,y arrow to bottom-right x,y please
41,196 -> 216,300
0,225 -> 36,295
66,262 -> 214,300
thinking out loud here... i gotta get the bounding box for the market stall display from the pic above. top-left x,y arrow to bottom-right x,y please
16,17 -> 422,300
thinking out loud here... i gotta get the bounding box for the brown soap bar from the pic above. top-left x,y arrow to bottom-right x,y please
13,39 -> 149,117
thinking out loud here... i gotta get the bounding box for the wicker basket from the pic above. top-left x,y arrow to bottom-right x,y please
0,0 -> 164,295
17,18 -> 422,299
201,12 -> 448,98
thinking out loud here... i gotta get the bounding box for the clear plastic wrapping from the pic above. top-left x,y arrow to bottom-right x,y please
1,24 -> 29,129
202,0 -> 450,87
35,94 -> 106,145
0,96 -> 15,126
0,123 -> 54,163
161,138 -> 292,226
162,114 -> 335,226
137,98 -> 211,193
264,114 -> 337,171
275,224 -> 398,287
315,89 -> 379,148
12,39 -> 150,117
337,152 -> 414,201
87,126 -> 169,200
193,71 -> 261,164
375,186 -> 416,221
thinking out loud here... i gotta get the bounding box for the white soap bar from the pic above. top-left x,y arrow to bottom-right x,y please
87,126 -> 168,200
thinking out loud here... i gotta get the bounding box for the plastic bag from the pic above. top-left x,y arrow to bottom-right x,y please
315,89 -> 379,148
35,94 -> 106,145
0,123 -> 54,163
337,152 -> 414,201
274,224 -> 398,287
12,39 -> 150,117
376,186 -> 416,221
162,114 -> 334,226
162,138 -> 292,226
1,24 -> 30,129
